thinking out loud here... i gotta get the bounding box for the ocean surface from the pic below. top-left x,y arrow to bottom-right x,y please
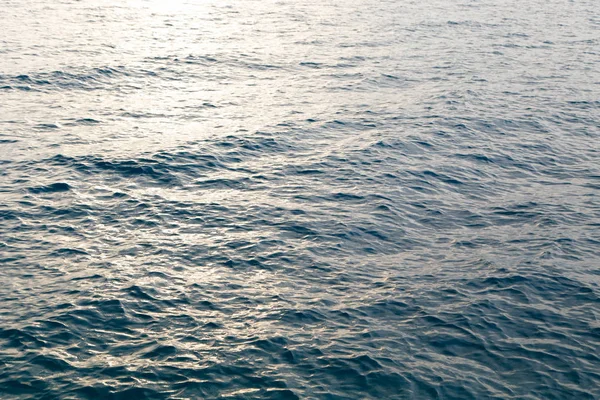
1,0 -> 599,398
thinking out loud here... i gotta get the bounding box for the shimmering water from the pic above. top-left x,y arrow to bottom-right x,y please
1,0 -> 599,398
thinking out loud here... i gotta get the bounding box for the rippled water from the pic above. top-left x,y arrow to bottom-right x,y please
1,0 -> 600,398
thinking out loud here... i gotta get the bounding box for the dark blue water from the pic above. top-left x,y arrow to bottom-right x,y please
1,0 -> 600,398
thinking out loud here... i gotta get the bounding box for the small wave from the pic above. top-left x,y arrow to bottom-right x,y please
28,182 -> 71,193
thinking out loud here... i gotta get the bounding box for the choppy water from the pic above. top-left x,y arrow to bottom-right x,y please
1,0 -> 600,398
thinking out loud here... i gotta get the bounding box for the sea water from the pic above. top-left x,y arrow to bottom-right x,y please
1,0 -> 599,398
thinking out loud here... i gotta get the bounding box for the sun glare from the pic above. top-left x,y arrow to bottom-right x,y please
135,0 -> 207,13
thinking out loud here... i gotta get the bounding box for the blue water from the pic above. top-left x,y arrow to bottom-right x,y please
1,0 -> 600,398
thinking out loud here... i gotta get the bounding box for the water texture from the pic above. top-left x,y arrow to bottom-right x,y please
1,0 -> 599,398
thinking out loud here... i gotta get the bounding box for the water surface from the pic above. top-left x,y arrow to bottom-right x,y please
1,0 -> 600,398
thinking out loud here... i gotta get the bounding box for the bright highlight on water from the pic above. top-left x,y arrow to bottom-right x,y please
1,0 -> 599,398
